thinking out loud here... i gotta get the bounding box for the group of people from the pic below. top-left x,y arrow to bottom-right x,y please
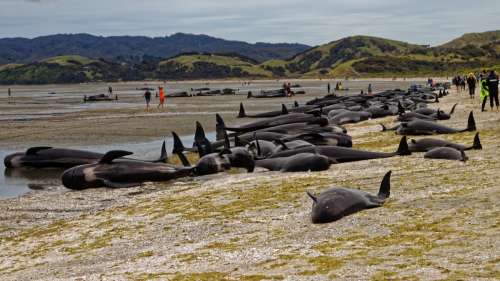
144,86 -> 166,111
452,75 -> 467,91
458,70 -> 499,111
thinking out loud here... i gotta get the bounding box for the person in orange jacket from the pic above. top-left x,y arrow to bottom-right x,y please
158,86 -> 166,109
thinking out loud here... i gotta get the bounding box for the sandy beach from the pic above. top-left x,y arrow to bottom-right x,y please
0,79 -> 498,280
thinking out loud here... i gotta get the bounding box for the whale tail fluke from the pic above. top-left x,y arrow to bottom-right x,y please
396,136 -> 411,156
172,132 -> 191,167
397,101 -> 405,115
464,111 -> 476,132
195,122 -> 212,157
238,103 -> 246,118
449,103 -> 457,115
378,171 -> 392,199
216,113 -> 227,140
472,132 -> 482,150
281,104 -> 289,115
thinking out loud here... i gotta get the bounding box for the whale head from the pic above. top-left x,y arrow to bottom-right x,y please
61,165 -> 100,190
3,152 -> 24,169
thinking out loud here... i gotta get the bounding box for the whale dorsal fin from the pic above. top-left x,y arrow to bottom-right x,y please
411,139 -> 417,144
378,171 -> 392,199
26,147 -> 52,155
156,141 -> 168,163
99,150 -> 133,164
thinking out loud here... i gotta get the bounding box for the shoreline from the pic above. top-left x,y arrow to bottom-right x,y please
1,83 -> 498,280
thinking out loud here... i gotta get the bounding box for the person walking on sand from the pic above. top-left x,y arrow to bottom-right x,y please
466,73 -> 476,99
327,83 -> 331,94
108,86 -> 113,96
157,86 -> 166,109
7,88 -> 11,97
368,83 -> 373,95
486,70 -> 499,112
480,73 -> 490,112
144,89 -> 152,111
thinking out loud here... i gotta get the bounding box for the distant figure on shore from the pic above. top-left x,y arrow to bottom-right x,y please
8,88 -> 11,97
466,73 -> 476,99
486,70 -> 499,112
368,83 -> 373,95
480,72 -> 489,112
158,86 -> 166,109
327,83 -> 331,94
460,76 -> 466,91
108,86 -> 113,96
144,89 -> 152,111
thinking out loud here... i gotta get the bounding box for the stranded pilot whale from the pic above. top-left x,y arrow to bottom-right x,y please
424,147 -> 468,162
61,150 -> 191,190
381,111 -> 476,135
269,136 -> 411,163
4,143 -> 168,169
408,132 -> 482,152
307,171 -> 392,223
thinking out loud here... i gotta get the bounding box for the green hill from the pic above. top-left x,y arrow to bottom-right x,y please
1,31 -> 499,84
440,30 -> 500,49
42,55 -> 98,66
157,53 -> 273,79
0,56 -> 136,84
269,32 -> 500,78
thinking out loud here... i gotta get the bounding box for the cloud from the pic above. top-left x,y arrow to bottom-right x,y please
1,0 -> 500,45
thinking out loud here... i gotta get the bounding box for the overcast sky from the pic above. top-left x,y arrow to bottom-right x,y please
1,0 -> 499,46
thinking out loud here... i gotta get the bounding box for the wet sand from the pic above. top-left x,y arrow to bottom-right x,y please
1,80 -> 498,280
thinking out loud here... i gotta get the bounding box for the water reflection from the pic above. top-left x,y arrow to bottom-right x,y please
0,132 -> 215,199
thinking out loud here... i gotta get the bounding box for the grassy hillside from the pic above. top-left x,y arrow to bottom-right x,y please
1,31 -> 499,84
42,55 -> 98,66
277,32 -> 500,78
440,30 -> 500,49
157,53 -> 273,79
0,56 -> 139,84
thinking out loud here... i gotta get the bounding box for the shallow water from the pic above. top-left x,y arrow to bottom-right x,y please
0,132 -> 215,199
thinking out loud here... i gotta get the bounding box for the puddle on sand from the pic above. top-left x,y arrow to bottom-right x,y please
0,132 -> 215,199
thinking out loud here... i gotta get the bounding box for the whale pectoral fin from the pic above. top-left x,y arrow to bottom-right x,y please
102,180 -> 141,188
26,146 -> 53,155
99,150 -> 133,164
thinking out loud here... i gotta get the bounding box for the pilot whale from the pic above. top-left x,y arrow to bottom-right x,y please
307,171 -> 392,223
61,150 -> 191,190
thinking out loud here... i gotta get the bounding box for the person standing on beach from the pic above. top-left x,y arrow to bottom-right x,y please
108,86 -> 113,96
327,83 -> 331,94
480,73 -> 489,112
144,89 -> 152,111
466,73 -> 476,99
158,86 -> 166,109
368,83 -> 373,95
486,70 -> 499,112
7,88 -> 11,97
